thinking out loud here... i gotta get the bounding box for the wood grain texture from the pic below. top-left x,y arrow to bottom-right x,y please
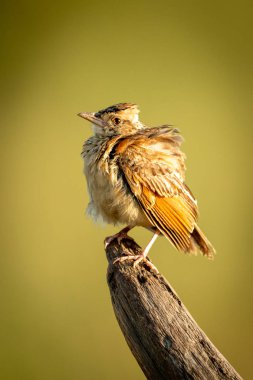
106,237 -> 242,380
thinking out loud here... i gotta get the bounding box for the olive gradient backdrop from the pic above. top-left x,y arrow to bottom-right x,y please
1,1 -> 252,379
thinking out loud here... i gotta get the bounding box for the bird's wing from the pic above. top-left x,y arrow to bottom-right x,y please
116,126 -> 198,251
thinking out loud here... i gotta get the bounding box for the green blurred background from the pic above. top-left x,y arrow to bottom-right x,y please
1,0 -> 252,379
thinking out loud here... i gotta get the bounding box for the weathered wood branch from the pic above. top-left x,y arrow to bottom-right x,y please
106,237 -> 242,380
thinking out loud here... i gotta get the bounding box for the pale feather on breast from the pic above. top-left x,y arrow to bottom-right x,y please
82,136 -> 148,227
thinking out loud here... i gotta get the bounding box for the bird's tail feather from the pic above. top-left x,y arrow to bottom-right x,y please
188,224 -> 215,258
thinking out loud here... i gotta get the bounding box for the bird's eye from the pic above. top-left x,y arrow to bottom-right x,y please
113,117 -> 121,125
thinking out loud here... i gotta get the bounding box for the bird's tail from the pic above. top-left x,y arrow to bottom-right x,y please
188,224 -> 216,258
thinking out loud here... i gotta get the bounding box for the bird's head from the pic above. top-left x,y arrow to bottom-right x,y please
78,103 -> 143,136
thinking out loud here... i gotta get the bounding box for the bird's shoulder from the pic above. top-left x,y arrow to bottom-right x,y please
115,125 -> 186,187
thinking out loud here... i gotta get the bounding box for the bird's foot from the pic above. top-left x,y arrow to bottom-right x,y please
104,230 -> 132,249
113,254 -> 159,274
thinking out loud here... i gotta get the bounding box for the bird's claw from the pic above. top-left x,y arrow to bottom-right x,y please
113,254 -> 159,274
104,232 -> 132,248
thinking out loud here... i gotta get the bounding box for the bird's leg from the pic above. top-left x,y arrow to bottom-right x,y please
104,225 -> 134,248
113,229 -> 160,274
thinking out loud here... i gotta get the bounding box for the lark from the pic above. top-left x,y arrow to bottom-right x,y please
79,103 -> 215,272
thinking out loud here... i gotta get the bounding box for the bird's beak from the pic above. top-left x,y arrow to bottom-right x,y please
77,112 -> 105,128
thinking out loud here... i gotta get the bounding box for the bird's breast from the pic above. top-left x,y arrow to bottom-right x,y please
82,137 -> 149,227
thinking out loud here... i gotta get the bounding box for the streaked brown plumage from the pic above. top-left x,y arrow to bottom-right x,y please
79,103 -> 215,272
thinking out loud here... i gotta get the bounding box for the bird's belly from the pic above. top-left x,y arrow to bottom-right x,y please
85,166 -> 149,227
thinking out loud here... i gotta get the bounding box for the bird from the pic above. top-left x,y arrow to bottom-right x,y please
78,103 -> 215,272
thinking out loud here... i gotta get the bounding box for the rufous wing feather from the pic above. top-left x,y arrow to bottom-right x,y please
141,186 -> 196,252
116,126 -> 215,258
